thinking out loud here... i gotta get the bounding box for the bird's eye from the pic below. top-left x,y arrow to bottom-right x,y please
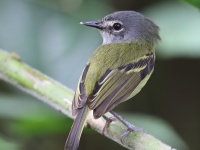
113,23 -> 123,31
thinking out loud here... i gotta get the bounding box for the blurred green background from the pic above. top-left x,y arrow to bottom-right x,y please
0,0 -> 200,150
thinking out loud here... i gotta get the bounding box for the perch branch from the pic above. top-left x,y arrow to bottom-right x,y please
0,49 -> 174,150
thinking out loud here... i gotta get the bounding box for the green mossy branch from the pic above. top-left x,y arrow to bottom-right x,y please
0,49 -> 174,150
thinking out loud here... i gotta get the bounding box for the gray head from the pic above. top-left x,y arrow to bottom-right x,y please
81,11 -> 160,45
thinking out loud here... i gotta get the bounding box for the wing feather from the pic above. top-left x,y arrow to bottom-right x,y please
90,53 -> 155,118
72,52 -> 155,118
72,65 -> 90,116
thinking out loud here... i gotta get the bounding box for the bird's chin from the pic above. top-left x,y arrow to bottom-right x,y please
100,32 -> 114,45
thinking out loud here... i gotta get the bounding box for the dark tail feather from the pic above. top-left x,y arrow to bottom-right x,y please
64,106 -> 89,150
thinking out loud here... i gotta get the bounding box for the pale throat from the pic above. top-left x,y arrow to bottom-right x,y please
100,31 -> 139,45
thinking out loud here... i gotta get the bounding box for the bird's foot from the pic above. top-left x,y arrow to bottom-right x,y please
102,115 -> 116,135
120,125 -> 144,144
110,111 -> 145,144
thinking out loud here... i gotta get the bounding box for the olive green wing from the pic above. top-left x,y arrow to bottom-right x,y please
72,65 -> 90,116
88,53 -> 155,119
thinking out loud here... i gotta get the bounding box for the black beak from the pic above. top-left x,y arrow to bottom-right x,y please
80,21 -> 103,30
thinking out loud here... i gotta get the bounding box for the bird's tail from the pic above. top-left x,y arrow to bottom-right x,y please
64,106 -> 89,150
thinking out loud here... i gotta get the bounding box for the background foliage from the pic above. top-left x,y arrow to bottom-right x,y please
183,0 -> 200,8
0,0 -> 200,150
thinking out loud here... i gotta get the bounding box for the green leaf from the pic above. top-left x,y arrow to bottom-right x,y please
0,94 -> 71,137
0,136 -> 21,150
183,0 -> 200,9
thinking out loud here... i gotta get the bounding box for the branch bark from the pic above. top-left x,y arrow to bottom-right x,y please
0,49 -> 174,150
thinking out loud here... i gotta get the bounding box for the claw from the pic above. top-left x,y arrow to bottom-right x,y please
102,115 -> 116,135
120,127 -> 144,144
120,129 -> 131,144
102,111 -> 145,144
109,111 -> 145,144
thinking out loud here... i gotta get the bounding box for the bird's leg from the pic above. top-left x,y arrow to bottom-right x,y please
102,115 -> 116,135
110,111 -> 144,144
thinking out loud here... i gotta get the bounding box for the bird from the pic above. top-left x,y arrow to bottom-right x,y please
64,10 -> 160,150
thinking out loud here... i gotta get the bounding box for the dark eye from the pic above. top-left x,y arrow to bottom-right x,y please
113,23 -> 123,31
